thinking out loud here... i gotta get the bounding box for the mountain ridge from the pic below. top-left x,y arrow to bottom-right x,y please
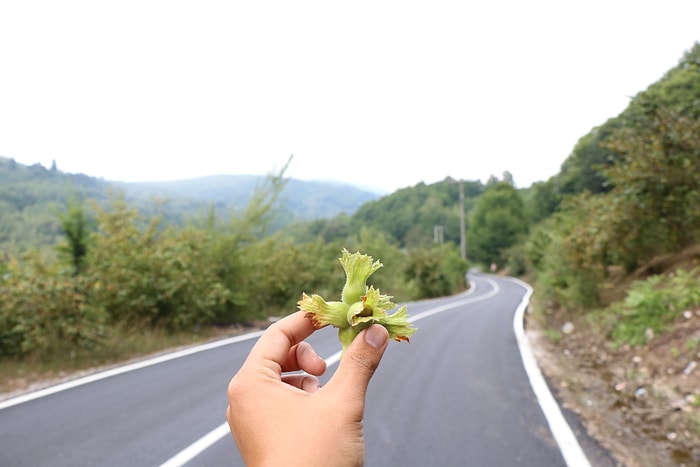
0,156 -> 383,252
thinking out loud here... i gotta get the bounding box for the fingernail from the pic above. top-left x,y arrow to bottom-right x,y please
302,377 -> 321,393
364,325 -> 388,349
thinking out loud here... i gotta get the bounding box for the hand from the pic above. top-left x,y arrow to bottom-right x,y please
226,311 -> 390,467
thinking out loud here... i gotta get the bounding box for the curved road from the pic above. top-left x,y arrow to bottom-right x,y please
0,273 -> 613,466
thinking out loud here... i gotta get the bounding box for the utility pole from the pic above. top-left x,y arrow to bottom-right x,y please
459,180 -> 466,260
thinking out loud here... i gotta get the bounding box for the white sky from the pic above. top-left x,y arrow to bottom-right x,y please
1,1 -> 699,193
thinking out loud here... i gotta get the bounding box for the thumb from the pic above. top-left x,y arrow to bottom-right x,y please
326,324 -> 389,404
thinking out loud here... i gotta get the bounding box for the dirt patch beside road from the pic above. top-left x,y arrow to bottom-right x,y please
527,308 -> 700,467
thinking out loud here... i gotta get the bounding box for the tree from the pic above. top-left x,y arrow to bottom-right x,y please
522,177 -> 561,225
601,97 -> 700,266
56,197 -> 92,275
502,170 -> 514,185
556,119 -> 621,195
467,182 -> 527,266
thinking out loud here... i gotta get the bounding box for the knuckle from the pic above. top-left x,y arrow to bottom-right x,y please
347,350 -> 378,375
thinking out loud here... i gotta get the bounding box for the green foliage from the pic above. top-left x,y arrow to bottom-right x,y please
556,119 -> 621,196
526,43 -> 700,315
542,328 -> 563,343
0,156 -> 379,255
235,238 -> 340,319
553,43 -> 700,202
55,196 -> 93,275
610,268 -> 700,347
521,177 -> 562,226
504,242 -> 527,276
349,178 -> 484,249
638,42 -> 700,116
0,255 -> 107,357
467,182 -> 527,267
404,244 -> 469,298
602,98 -> 700,263
525,205 -> 604,310
0,158 -> 111,254
194,170 -> 300,323
610,275 -> 669,346
86,197 -> 229,330
668,267 -> 700,311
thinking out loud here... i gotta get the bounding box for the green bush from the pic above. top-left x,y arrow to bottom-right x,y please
86,201 -> 228,330
611,268 -> 700,347
404,243 -> 469,299
0,256 -> 107,357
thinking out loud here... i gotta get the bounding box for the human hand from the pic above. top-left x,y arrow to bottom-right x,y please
226,311 -> 389,467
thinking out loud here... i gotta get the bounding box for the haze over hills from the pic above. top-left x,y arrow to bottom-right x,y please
114,174 -> 383,219
0,156 -> 384,252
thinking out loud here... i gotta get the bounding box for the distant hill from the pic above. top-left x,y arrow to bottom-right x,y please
118,175 -> 382,220
0,156 -> 382,253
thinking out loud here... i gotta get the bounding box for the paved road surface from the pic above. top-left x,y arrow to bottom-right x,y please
0,273 -> 613,466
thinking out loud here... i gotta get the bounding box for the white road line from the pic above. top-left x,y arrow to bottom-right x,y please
509,277 -> 592,467
159,423 -> 232,467
407,276 -> 499,322
158,350 -> 345,467
159,281 -> 494,466
0,331 -> 264,411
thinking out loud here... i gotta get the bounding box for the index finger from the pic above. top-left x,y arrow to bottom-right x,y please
246,311 -> 317,372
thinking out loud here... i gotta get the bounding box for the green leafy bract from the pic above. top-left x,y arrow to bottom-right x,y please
298,249 -> 417,355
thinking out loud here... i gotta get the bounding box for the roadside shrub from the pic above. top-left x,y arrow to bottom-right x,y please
86,199 -> 228,330
235,237 -> 340,319
404,243 -> 469,299
504,243 -> 527,276
0,256 -> 107,357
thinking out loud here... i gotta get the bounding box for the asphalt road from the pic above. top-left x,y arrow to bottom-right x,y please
0,273 -> 610,466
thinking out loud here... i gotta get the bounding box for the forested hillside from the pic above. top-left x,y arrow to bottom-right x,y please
523,42 -> 700,309
519,42 -> 700,465
0,158 -> 380,254
118,176 -> 381,221
282,178 -> 486,247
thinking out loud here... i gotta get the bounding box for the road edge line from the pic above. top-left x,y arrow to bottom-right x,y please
158,423 -> 232,467
509,277 -> 592,467
0,331 -> 265,411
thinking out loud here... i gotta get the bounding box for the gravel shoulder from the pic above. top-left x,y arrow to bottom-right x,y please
526,308 -> 700,467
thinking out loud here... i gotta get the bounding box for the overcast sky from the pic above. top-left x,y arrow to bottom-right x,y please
1,1 -> 698,193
